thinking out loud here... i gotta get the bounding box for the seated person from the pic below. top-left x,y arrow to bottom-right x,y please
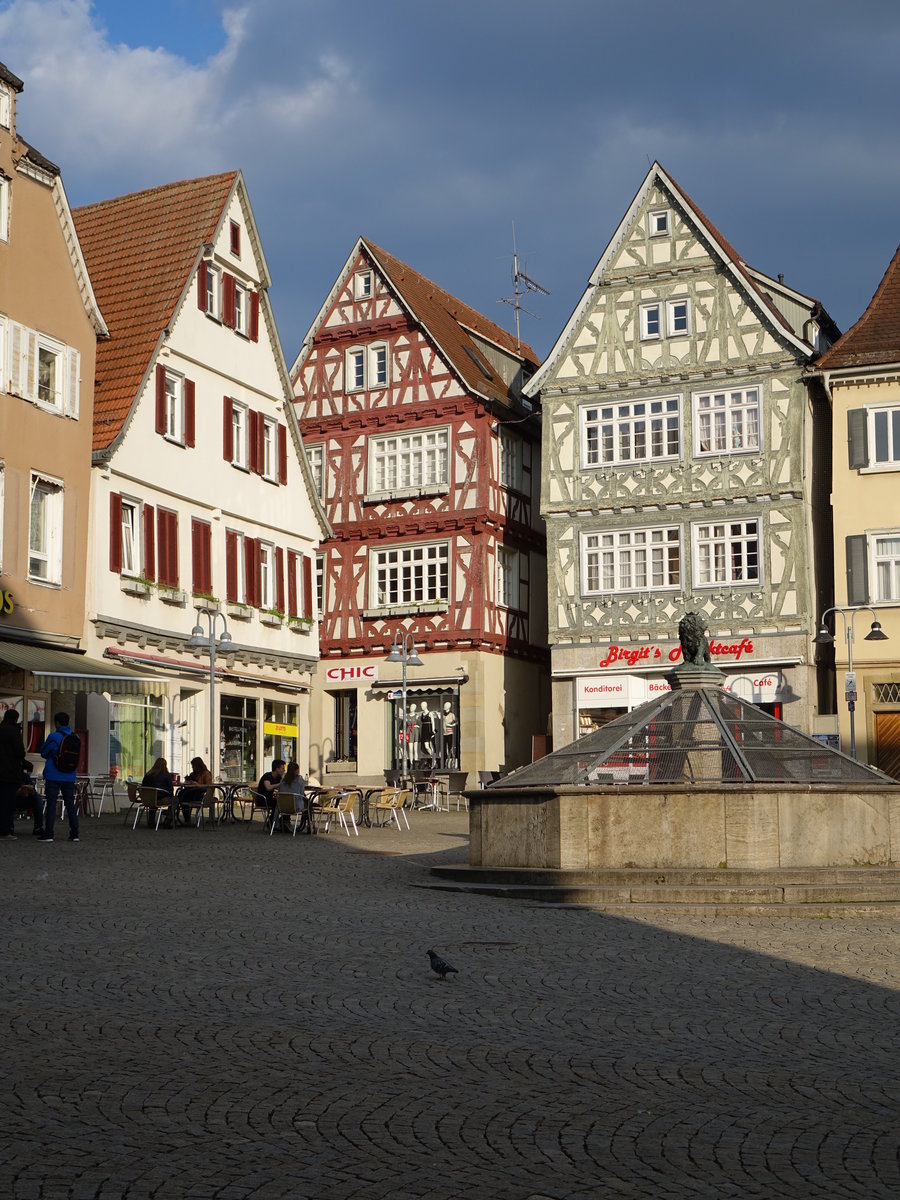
277,761 -> 308,831
257,758 -> 286,825
143,757 -> 175,826
178,756 -> 212,825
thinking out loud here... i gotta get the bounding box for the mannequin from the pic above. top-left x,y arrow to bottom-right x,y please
407,701 -> 421,763
420,704 -> 435,766
442,702 -> 457,768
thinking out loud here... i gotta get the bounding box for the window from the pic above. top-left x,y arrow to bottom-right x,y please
0,175 -> 8,242
667,298 -> 690,337
582,396 -> 680,467
871,406 -> 900,466
582,527 -> 680,594
333,689 -> 358,760
648,209 -> 669,237
306,444 -> 324,497
28,474 -> 63,584
36,336 -> 64,409
261,418 -> 277,481
259,541 -> 275,609
497,546 -> 519,608
640,303 -> 661,341
225,530 -> 247,604
354,270 -> 373,299
121,499 -> 140,576
230,402 -> 248,468
0,84 -> 10,129
204,264 -> 221,320
370,343 -> 388,388
233,282 -> 247,336
374,543 -> 449,607
695,387 -> 760,455
316,552 -> 325,615
370,428 -> 449,493
346,347 -> 365,391
694,519 -> 759,586
499,429 -> 524,491
230,220 -> 241,256
873,534 -> 900,602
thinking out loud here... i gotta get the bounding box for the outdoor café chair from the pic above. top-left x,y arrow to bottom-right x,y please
371,787 -> 411,831
317,788 -> 360,837
268,790 -> 308,837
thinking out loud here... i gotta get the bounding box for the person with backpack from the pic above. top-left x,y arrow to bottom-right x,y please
38,712 -> 81,843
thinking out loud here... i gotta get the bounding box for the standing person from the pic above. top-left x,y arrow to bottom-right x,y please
0,709 -> 26,839
39,712 -> 81,843
257,758 -> 286,826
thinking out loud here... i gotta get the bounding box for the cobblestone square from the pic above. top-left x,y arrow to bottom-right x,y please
2,811 -> 899,1199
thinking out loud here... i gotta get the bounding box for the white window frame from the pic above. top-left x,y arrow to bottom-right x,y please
666,297 -> 691,337
230,401 -> 248,469
120,497 -> 142,577
648,209 -> 669,237
581,526 -> 681,595
204,263 -> 221,320
369,342 -> 388,388
0,175 -> 8,242
233,281 -> 247,336
499,428 -> 524,491
164,370 -> 184,444
639,302 -> 662,341
259,541 -> 275,610
872,531 -> 900,603
497,545 -> 519,609
0,84 -> 10,129
694,387 -> 761,456
372,542 -> 449,608
581,395 -> 680,468
369,427 -> 449,495
346,347 -> 365,392
306,444 -> 324,498
868,404 -> 900,468
693,518 -> 760,587
28,473 -> 64,585
261,417 -> 277,481
315,551 -> 325,616
35,334 -> 65,411
354,270 -> 373,299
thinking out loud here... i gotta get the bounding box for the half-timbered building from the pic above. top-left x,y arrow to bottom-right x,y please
73,172 -> 328,781
291,239 -> 548,787
524,162 -> 840,747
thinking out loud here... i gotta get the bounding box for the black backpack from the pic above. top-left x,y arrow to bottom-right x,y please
53,731 -> 81,773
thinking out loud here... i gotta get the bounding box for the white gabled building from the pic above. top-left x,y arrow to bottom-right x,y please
73,172 -> 329,782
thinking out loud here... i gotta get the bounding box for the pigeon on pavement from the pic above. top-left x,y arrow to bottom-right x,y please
427,949 -> 458,980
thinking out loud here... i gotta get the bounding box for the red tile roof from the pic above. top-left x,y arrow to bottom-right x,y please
363,240 -> 539,405
73,172 -> 237,451
816,245 -> 900,370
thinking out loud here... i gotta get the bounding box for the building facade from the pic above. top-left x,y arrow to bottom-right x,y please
291,238 -> 549,787
524,162 -> 839,747
73,173 -> 328,781
814,245 -> 900,775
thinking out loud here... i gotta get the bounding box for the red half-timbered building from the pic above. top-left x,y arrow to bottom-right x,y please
291,239 -> 549,787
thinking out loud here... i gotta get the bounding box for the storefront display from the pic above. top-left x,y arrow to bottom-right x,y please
263,699 -> 298,766
220,695 -> 258,781
109,695 -> 165,779
390,690 -> 459,771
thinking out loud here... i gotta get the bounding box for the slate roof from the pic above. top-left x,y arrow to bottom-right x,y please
0,61 -> 24,91
72,172 -> 237,451
361,239 -> 539,407
816,244 -> 900,370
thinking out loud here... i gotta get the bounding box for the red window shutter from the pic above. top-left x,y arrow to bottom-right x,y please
287,550 -> 298,618
158,510 -> 179,588
155,364 -> 166,434
191,519 -> 212,595
222,273 -> 236,329
248,410 -> 260,473
225,530 -> 238,602
143,504 -> 156,581
223,396 -> 233,461
249,290 -> 260,342
278,423 -> 288,485
109,492 -> 122,573
275,547 -> 285,614
184,379 -> 196,447
197,260 -> 208,311
302,555 -> 313,618
244,537 -> 258,607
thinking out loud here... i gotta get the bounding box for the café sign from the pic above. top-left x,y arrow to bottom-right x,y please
598,638 -> 754,669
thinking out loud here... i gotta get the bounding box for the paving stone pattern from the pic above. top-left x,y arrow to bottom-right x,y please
2,811 -> 900,1199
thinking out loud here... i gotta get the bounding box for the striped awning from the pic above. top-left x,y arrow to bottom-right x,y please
0,640 -> 170,696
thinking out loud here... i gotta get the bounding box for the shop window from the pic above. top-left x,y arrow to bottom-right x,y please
263,699 -> 298,767
333,690 -> 357,762
109,695 -> 166,780
390,692 -> 459,772
220,695 -> 258,782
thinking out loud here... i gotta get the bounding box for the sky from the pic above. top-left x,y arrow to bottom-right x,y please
2,0 -> 899,362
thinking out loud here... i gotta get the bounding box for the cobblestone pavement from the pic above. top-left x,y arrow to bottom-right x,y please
2,809 -> 900,1200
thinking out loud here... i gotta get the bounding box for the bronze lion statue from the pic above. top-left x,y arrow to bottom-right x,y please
678,611 -> 712,667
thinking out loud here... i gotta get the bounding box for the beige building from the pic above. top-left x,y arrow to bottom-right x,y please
814,246 -> 900,776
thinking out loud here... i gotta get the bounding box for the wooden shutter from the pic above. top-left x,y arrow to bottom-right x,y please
222,273 -> 236,329
278,423 -> 288,484
223,397 -> 234,461
197,260 -> 208,311
157,510 -> 179,588
143,503 -> 156,581
184,379 -> 196,447
275,547 -> 285,614
249,290 -> 260,342
244,537 -> 259,607
848,409 -> 868,469
225,530 -> 238,602
287,550 -> 298,618
248,410 -> 260,473
65,347 -> 80,418
191,519 -> 212,595
109,492 -> 122,573
302,555 -> 313,618
155,364 -> 166,434
846,534 -> 869,606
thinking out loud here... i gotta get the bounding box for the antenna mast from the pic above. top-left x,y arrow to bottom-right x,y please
499,221 -> 549,352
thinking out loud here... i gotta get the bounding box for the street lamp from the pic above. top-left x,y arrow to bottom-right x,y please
186,606 -> 233,819
386,631 -> 423,781
813,605 -> 888,759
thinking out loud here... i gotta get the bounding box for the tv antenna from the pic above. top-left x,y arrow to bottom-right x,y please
499,221 -> 549,352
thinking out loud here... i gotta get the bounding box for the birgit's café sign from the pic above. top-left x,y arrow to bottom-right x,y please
597,637 -> 754,669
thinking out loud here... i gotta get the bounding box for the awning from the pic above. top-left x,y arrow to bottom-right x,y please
0,640 -> 170,697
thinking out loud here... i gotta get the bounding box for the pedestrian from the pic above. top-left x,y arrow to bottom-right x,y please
0,708 -> 26,839
38,712 -> 81,843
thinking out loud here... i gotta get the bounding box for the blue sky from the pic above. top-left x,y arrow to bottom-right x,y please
2,0 -> 899,360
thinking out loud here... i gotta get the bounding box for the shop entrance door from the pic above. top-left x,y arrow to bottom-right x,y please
874,711 -> 900,779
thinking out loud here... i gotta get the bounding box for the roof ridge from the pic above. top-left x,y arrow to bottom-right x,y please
73,169 -> 238,216
817,244 -> 900,368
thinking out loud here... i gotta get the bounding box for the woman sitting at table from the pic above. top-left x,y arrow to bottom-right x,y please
142,757 -> 176,826
178,756 -> 212,826
277,761 -> 308,832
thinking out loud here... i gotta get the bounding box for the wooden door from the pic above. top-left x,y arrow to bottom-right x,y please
874,711 -> 900,780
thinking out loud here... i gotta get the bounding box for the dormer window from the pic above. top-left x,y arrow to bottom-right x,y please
230,220 -> 241,256
354,270 -> 373,300
648,209 -> 670,237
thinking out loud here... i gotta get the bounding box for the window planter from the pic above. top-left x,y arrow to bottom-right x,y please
120,577 -> 152,598
260,609 -> 284,628
158,587 -> 187,607
226,601 -> 252,621
287,616 -> 313,633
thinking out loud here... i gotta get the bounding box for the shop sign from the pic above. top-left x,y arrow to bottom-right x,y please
325,663 -> 378,683
263,721 -> 298,737
578,669 -> 783,709
0,588 -> 14,615
597,638 -> 754,669
722,672 -> 782,703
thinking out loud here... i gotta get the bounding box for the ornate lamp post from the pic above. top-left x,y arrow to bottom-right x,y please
386,631 -> 423,781
186,606 -> 233,819
813,605 -> 888,759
